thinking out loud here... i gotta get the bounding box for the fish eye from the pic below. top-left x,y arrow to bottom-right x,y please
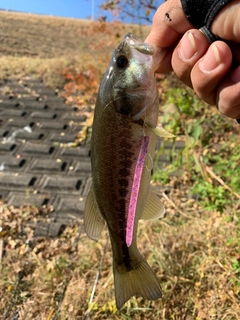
116,55 -> 128,69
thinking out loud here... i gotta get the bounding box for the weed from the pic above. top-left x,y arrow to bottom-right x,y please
156,82 -> 240,215
164,87 -> 202,118
191,181 -> 231,213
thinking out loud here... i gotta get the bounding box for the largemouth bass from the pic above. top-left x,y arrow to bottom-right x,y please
84,33 -> 172,309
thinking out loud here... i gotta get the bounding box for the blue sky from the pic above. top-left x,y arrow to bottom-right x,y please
0,0 -> 110,20
0,0 -> 163,22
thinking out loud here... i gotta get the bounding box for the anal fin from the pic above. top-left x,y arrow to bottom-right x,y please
84,186 -> 105,241
141,191 -> 165,220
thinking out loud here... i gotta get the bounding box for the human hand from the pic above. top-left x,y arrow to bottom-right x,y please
145,0 -> 240,119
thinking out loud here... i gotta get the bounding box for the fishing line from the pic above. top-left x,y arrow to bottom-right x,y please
146,153 -> 153,172
84,234 -> 109,320
53,223 -> 85,320
99,95 -> 124,119
141,121 -> 153,172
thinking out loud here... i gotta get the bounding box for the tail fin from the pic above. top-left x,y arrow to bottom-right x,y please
113,255 -> 162,310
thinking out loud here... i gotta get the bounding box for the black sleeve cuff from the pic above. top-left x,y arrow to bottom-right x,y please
180,0 -> 233,29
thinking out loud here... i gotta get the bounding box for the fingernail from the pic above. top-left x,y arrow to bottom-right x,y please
200,44 -> 222,72
179,31 -> 197,60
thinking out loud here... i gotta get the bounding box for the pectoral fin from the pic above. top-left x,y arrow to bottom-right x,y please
141,191 -> 165,220
84,186 -> 105,241
149,125 -> 175,138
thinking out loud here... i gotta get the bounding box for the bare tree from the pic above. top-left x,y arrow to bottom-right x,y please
100,0 -> 160,23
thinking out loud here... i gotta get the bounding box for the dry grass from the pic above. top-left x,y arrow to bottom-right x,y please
0,11 -> 111,58
0,55 -> 75,87
0,10 -> 240,320
1,189 -> 239,319
0,11 -> 150,84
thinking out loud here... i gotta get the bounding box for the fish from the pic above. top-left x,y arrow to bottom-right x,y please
84,33 -> 174,310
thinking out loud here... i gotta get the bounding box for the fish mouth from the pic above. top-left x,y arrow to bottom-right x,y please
124,33 -> 165,72
124,33 -> 142,45
124,33 -> 156,56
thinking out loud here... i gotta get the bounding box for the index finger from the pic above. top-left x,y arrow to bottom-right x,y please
145,0 -> 194,48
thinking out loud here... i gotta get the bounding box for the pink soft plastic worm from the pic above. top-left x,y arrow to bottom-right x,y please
126,136 -> 149,247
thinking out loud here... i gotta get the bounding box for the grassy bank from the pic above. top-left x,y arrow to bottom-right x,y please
0,11 -> 239,319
